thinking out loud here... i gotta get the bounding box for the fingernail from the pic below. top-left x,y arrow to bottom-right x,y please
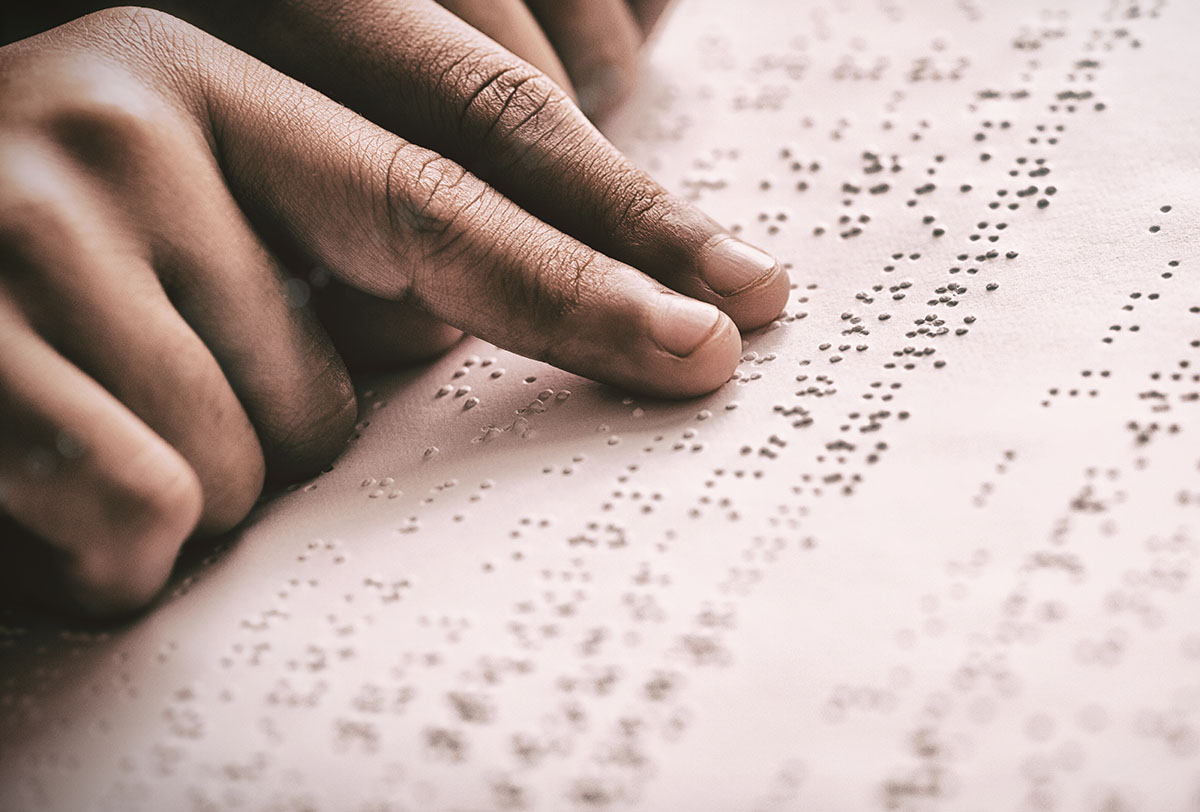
700,236 -> 780,297
652,293 -> 722,357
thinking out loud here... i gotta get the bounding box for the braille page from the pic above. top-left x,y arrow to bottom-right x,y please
2,0 -> 1198,810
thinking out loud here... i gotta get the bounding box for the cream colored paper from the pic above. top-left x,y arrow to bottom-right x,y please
3,0 -> 1199,809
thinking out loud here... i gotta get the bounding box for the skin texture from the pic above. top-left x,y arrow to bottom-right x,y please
0,3 -> 789,618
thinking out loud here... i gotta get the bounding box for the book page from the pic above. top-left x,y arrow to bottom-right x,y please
2,0 -> 1198,809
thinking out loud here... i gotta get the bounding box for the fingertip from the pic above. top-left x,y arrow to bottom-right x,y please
669,308 -> 742,398
650,291 -> 722,358
547,287 -> 739,400
724,257 -> 791,331
638,295 -> 740,398
696,235 -> 790,331
264,386 -> 358,485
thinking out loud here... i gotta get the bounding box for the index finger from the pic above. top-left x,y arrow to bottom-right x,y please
186,0 -> 790,331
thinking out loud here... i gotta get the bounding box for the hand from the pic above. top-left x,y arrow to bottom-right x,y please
0,7 -> 788,617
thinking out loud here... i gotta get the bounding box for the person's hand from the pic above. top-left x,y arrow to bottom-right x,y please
0,7 -> 788,617
153,0 -> 789,369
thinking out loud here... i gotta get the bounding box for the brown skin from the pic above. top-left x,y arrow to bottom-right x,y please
0,3 -> 789,618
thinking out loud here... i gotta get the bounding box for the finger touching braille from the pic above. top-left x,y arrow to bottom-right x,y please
181,1 -> 790,335
198,54 -> 741,395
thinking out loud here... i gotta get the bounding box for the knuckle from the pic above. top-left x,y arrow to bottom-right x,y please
505,241 -> 594,342
463,66 -> 560,129
88,5 -> 174,28
107,440 -> 203,545
44,86 -> 169,175
385,145 -> 490,256
0,152 -> 87,290
72,8 -> 206,104
599,176 -> 706,270
0,56 -> 173,181
451,59 -> 576,169
32,417 -> 204,617
86,6 -> 194,51
70,440 -> 203,615
615,180 -> 679,240
399,151 -> 471,231
0,186 -> 66,270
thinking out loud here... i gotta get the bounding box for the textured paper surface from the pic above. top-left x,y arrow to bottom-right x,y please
3,1 -> 1199,809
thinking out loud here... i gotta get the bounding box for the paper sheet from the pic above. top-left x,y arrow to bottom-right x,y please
3,0 -> 1199,809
